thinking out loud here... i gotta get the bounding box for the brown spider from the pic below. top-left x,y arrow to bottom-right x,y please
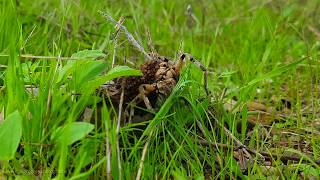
100,52 -> 208,123
97,12 -> 209,124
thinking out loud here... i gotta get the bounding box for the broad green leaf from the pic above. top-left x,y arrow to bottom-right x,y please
51,122 -> 94,145
195,176 -> 205,180
16,175 -> 37,180
58,50 -> 106,84
57,60 -> 76,83
296,164 -> 320,177
75,61 -> 107,83
74,138 -> 100,172
71,50 -> 106,59
58,60 -> 107,85
0,110 -> 22,160
81,65 -> 142,93
72,61 -> 108,90
107,65 -> 143,78
172,170 -> 188,180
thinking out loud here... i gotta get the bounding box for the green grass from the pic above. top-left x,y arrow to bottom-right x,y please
1,0 -> 320,179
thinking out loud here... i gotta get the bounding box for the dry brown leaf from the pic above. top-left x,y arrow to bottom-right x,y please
248,112 -> 277,126
223,99 -> 243,113
224,99 -> 278,126
234,149 -> 249,172
82,108 -> 93,122
247,102 -> 267,112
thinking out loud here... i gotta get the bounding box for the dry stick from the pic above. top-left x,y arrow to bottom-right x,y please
207,110 -> 265,162
98,11 -> 152,61
184,99 -> 222,154
111,16 -> 125,68
136,131 -> 153,180
208,108 -> 318,165
196,119 -> 221,152
20,142 -> 52,148
116,79 -> 126,180
106,16 -> 126,180
0,54 -> 137,67
199,139 -> 320,165
111,36 -> 118,68
0,54 -> 81,60
183,53 -> 209,95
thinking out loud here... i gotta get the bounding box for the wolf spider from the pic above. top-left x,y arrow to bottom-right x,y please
101,53 -> 208,123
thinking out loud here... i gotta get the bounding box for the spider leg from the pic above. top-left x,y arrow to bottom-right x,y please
125,87 -> 153,124
179,53 -> 209,95
189,56 -> 209,95
124,94 -> 141,124
138,84 -> 157,111
128,105 -> 135,124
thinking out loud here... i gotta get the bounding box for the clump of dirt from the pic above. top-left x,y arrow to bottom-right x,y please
107,58 -> 163,106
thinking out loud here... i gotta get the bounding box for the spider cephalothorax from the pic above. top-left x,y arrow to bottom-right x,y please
100,53 -> 208,122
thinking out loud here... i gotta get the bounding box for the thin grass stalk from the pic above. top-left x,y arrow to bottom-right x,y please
116,79 -> 126,180
136,130 -> 153,180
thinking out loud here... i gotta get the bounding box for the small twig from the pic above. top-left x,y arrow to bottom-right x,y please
207,110 -> 265,162
223,125 -> 254,159
219,88 -> 227,101
183,100 -> 221,152
181,53 -> 209,95
20,142 -> 52,148
198,140 -> 230,148
199,139 -> 320,166
256,150 -> 320,165
112,35 -> 118,68
0,54 -> 100,61
207,110 -> 320,166
111,16 -> 125,40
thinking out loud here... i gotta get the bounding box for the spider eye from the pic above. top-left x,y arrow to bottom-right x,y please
159,62 -> 167,67
180,54 -> 186,60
